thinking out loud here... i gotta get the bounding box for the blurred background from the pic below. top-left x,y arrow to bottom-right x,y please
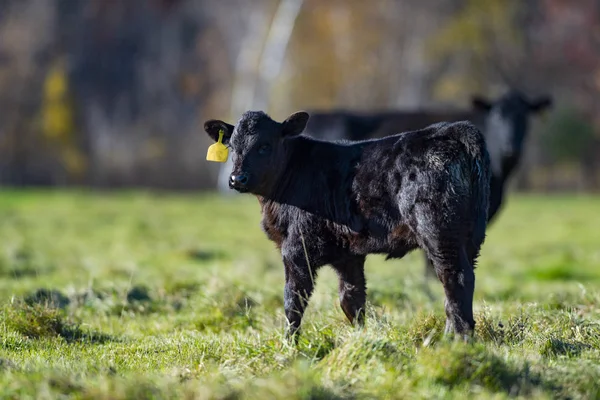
0,0 -> 598,192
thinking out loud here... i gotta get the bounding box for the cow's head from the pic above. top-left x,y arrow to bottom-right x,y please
472,90 -> 552,176
204,111 -> 309,194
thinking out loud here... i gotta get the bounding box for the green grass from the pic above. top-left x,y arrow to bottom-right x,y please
0,190 -> 599,399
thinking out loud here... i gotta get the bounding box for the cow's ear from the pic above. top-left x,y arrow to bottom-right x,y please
471,96 -> 492,112
204,120 -> 234,144
529,95 -> 553,114
282,111 -> 309,137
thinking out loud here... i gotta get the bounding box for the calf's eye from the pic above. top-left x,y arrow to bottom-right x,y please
258,144 -> 271,155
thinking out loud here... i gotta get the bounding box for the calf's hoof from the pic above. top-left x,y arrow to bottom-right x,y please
285,326 -> 301,345
444,318 -> 475,342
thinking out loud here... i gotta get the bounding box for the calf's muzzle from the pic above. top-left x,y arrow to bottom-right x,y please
229,173 -> 249,192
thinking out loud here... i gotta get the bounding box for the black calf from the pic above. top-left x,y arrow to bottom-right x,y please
204,111 -> 491,339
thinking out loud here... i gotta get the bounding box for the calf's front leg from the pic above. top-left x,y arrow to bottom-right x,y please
283,252 -> 317,341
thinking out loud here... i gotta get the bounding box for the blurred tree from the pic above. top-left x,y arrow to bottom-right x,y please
426,0 -> 522,101
0,0 -> 597,190
41,58 -> 86,182
543,107 -> 595,163
275,0 -> 447,113
528,0 -> 600,190
61,0 -> 232,188
542,107 -> 598,190
0,0 -> 57,185
217,0 -> 297,194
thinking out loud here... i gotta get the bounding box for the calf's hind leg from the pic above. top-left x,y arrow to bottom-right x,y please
429,246 -> 475,338
332,255 -> 367,326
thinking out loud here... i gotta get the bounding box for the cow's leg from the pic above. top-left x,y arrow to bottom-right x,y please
430,246 -> 475,338
332,255 -> 366,326
487,175 -> 505,224
283,251 -> 317,341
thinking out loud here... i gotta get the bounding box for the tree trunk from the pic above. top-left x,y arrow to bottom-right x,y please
217,0 -> 304,194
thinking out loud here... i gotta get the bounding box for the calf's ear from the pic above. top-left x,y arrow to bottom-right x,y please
204,120 -> 234,144
529,96 -> 553,113
282,111 -> 310,137
471,96 -> 492,112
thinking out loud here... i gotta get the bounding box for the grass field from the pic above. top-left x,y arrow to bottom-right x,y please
0,190 -> 599,399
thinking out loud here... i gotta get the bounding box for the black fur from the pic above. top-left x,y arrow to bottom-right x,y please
302,90 -> 552,277
204,111 -> 491,340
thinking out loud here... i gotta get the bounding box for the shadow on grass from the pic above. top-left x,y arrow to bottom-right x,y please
540,337 -> 592,358
407,310 -> 595,398
25,289 -> 71,309
112,284 -> 191,316
0,247 -> 54,279
186,248 -> 228,262
416,341 -> 564,397
4,302 -> 116,344
192,288 -> 259,333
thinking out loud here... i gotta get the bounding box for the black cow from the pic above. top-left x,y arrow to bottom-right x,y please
204,110 -> 491,340
303,90 -> 553,277
303,109 -> 479,142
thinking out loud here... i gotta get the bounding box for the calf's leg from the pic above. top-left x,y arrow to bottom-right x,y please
283,253 -> 317,340
431,246 -> 475,338
332,255 -> 366,326
410,198 -> 475,339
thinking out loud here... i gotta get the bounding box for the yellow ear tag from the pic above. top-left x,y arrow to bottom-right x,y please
206,130 -> 229,162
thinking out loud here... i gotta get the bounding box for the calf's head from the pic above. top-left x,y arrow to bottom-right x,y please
472,90 -> 552,175
204,111 -> 309,194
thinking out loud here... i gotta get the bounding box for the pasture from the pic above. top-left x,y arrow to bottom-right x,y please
0,190 -> 599,399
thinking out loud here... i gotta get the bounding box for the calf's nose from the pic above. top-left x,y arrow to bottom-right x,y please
229,173 -> 249,189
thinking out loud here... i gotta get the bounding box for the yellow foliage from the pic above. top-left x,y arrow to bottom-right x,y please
60,147 -> 87,179
426,0 -> 522,100
44,62 -> 69,100
433,73 -> 489,104
427,0 -> 521,59
42,103 -> 73,139
274,0 -> 389,112
42,60 -> 74,140
41,59 -> 87,180
433,76 -> 468,102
